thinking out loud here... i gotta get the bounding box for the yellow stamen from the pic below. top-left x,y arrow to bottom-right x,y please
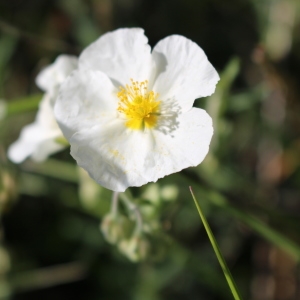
117,79 -> 160,130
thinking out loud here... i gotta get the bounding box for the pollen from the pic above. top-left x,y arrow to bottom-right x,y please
117,79 -> 160,130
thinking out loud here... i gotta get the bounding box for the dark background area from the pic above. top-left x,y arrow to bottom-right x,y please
1,0 -> 300,299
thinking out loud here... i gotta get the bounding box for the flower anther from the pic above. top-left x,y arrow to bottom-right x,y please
117,79 -> 160,130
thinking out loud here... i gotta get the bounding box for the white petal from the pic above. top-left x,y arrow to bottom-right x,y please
36,55 -> 78,93
68,108 -> 213,192
54,69 -> 119,140
8,55 -> 77,164
8,124 -> 64,163
69,121 -> 154,192
147,108 -> 213,180
152,35 -> 219,112
79,28 -> 153,87
8,94 -> 64,163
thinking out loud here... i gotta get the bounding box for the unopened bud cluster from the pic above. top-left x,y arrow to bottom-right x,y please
100,183 -> 178,262
100,211 -> 151,262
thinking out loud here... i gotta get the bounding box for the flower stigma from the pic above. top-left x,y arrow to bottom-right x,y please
117,79 -> 161,130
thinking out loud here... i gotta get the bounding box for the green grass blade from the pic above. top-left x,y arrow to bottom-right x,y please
189,186 -> 243,300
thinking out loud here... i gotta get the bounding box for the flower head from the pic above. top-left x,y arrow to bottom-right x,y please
54,28 -> 219,192
8,55 -> 78,163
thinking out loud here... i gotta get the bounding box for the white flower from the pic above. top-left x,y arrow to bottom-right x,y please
8,55 -> 78,163
54,28 -> 219,192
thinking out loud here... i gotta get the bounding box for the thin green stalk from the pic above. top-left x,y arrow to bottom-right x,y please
119,193 -> 143,235
6,94 -> 42,116
111,192 -> 119,217
189,186 -> 243,300
21,159 -> 78,183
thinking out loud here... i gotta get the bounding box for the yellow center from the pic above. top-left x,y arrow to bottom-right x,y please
117,79 -> 160,130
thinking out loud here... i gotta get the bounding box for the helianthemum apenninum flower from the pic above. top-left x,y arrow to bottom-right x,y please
8,55 -> 78,163
54,28 -> 219,192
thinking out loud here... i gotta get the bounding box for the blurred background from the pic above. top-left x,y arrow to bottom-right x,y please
1,0 -> 300,299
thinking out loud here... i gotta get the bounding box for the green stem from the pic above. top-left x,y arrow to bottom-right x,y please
110,192 -> 119,217
119,193 -> 143,235
21,159 -> 78,183
189,186 -> 243,300
5,94 -> 42,116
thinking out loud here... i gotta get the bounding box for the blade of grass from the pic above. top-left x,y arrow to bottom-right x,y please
189,186 -> 243,300
182,170 -> 300,262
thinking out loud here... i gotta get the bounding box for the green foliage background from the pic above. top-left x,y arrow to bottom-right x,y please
1,0 -> 300,299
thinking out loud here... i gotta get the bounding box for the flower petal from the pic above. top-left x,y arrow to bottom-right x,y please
8,124 -> 64,163
147,108 -> 213,179
152,35 -> 219,112
8,94 -> 64,163
69,120 -> 152,192
36,55 -> 78,94
68,108 -> 213,192
79,28 -> 153,87
55,69 -> 119,140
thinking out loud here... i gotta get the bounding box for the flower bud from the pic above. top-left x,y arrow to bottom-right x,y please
161,184 -> 178,202
0,246 -> 10,276
118,234 -> 150,262
100,213 -> 132,244
0,171 -> 17,212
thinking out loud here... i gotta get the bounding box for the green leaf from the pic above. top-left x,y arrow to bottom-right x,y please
6,94 -> 42,116
21,159 -> 78,183
190,186 -> 243,300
